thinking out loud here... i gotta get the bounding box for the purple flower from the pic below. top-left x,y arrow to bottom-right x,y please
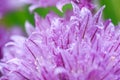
0,2 -> 120,80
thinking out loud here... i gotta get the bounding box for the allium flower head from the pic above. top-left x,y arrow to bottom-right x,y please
0,1 -> 120,80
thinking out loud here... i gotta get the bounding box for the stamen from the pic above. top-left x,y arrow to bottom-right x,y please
15,71 -> 29,80
82,14 -> 89,39
114,43 -> 120,52
90,28 -> 97,42
25,43 -> 36,60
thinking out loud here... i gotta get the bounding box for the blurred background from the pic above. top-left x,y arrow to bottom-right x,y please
99,0 -> 120,25
0,0 -> 120,30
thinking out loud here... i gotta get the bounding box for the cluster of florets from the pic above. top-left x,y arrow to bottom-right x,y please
0,0 -> 120,80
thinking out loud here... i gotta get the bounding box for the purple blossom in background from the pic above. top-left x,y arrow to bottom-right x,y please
0,27 -> 24,59
0,0 -> 26,18
0,27 -> 9,59
28,0 -> 94,12
0,1 -> 120,80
